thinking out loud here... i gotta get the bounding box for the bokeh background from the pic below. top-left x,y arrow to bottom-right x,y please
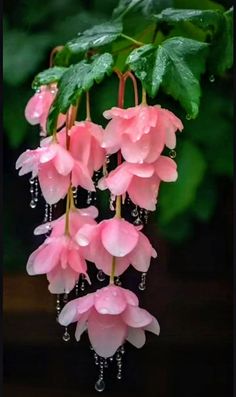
3,0 -> 233,396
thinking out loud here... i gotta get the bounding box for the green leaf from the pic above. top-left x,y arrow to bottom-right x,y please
154,8 -> 223,33
208,8 -> 233,75
54,21 -> 122,66
47,53 -> 114,133
32,66 -> 67,88
173,0 -> 224,11
127,37 -> 208,117
192,180 -> 217,222
158,141 -> 207,223
113,0 -> 173,19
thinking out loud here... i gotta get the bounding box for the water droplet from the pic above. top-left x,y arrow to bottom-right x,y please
97,270 -> 106,282
134,217 -> 143,226
169,149 -> 176,159
131,208 -> 138,217
95,379 -> 105,392
62,330 -> 70,342
30,200 -> 36,209
209,74 -> 215,83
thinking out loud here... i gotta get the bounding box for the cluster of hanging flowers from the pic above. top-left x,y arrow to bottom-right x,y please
16,67 -> 183,391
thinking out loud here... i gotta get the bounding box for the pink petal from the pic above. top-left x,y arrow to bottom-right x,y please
47,266 -> 78,294
129,232 -> 157,272
120,133 -> 151,163
58,293 -> 94,326
144,126 -> 166,163
144,316 -> 160,335
102,118 -> 122,152
53,144 -> 74,175
155,156 -> 178,182
25,91 -> 46,125
88,309 -> 127,358
94,285 -> 127,315
38,162 -> 69,204
128,175 -> 160,211
113,257 -> 131,276
103,106 -> 140,120
68,248 -> 87,273
120,287 -> 139,306
127,163 -> 155,178
126,327 -> 146,348
27,238 -> 62,275
79,205 -> 98,219
39,145 -> 57,163
75,311 -> 90,341
122,305 -> 153,328
101,218 -> 139,257
71,161 -> 95,191
75,224 -> 98,247
98,164 -> 133,196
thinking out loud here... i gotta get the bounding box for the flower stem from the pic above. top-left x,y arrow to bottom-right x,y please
142,87 -> 147,105
86,91 -> 91,121
121,33 -> 144,47
65,187 -> 71,236
49,46 -> 64,67
124,71 -> 139,106
110,257 -> 116,285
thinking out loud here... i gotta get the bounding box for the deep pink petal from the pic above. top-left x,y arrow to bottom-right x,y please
98,163 -> 133,195
101,218 -> 139,257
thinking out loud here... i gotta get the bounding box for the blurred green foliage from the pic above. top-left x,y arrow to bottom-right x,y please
3,0 -> 233,271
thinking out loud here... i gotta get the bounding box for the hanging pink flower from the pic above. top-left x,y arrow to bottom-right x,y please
25,84 -> 66,132
98,156 -> 177,211
68,121 -> 106,176
27,233 -> 91,294
16,139 -> 95,204
58,284 -> 160,358
34,206 -> 98,237
102,105 -> 183,163
75,217 -> 157,276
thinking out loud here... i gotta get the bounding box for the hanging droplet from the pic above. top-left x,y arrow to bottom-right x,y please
72,186 -> 78,205
134,217 -> 143,226
87,191 -> 92,205
169,149 -> 176,159
49,205 -> 53,222
116,352 -> 122,380
109,194 -> 115,211
75,282 -> 79,296
63,293 -> 68,303
144,210 -> 149,224
104,359 -> 108,368
105,155 -> 110,164
115,277 -> 122,286
209,74 -> 215,83
80,274 -> 86,291
94,353 -> 99,365
34,178 -> 39,202
44,203 -> 49,222
138,272 -> 147,291
97,270 -> 106,282
131,207 -> 139,217
30,200 -> 36,209
62,327 -> 71,342
120,345 -> 125,355
56,294 -> 61,319
186,114 -> 191,120
95,379 -> 105,392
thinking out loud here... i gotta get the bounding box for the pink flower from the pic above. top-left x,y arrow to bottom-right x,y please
34,206 -> 98,237
16,139 -> 94,205
68,121 -> 106,176
27,236 -> 88,294
75,217 -> 157,276
98,156 -> 178,211
58,284 -> 160,358
25,84 -> 66,132
102,105 -> 183,163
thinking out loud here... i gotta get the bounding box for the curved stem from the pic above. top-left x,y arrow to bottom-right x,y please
124,71 -> 139,106
142,87 -> 147,105
86,91 -> 91,121
121,33 -> 144,47
49,46 -> 64,68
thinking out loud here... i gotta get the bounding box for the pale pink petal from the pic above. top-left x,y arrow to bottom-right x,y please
58,293 -> 94,326
47,266 -> 78,294
144,126 -> 166,163
122,305 -> 153,328
129,232 -> 157,272
127,163 -> 155,177
126,327 -> 146,348
70,124 -> 92,164
121,133 -> 151,163
53,145 -> 74,176
144,316 -> 160,335
113,257 -> 130,276
27,239 -> 62,275
94,285 -> 127,315
103,106 -> 140,120
98,163 -> 133,195
75,311 -> 90,341
25,91 -> 46,125
128,175 -> 160,211
88,309 -> 127,358
155,156 -> 178,182
39,145 -> 57,163
101,218 -> 139,257
79,206 -> 98,219
75,224 -> 99,247
71,161 -> 95,191
121,287 -> 139,306
38,162 -> 69,204
101,118 -> 122,152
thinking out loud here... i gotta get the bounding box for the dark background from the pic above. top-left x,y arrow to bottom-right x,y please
3,0 -> 233,396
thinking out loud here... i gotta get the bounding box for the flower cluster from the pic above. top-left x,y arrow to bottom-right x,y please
16,79 -> 182,365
